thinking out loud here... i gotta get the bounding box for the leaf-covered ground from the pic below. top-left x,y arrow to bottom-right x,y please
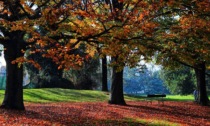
0,101 -> 209,126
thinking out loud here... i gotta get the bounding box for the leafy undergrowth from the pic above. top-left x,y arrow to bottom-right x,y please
0,101 -> 209,126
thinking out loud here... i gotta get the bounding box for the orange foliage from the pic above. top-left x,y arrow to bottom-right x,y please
0,0 -> 209,70
155,0 -> 210,67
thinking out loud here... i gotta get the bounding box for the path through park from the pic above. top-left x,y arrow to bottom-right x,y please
0,101 -> 209,126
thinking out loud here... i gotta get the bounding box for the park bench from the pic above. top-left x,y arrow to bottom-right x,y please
145,94 -> 166,105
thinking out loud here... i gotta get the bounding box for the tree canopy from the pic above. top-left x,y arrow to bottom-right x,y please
0,0 -> 209,109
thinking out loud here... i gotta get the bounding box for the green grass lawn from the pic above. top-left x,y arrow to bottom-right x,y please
0,88 -> 110,103
0,88 -> 208,103
166,95 -> 195,101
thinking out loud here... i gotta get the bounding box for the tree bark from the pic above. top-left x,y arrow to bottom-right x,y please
107,1 -> 125,105
1,40 -> 25,110
194,61 -> 209,106
109,57 -> 126,105
102,56 -> 108,91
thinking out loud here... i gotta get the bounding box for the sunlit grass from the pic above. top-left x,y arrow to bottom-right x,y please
125,94 -> 195,102
100,118 -> 181,126
166,95 -> 210,101
165,95 -> 194,101
0,90 -> 4,103
96,118 -> 181,126
136,118 -> 181,126
0,88 -> 109,103
0,88 -> 209,103
23,88 -> 110,103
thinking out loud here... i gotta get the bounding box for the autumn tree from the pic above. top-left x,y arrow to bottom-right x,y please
155,0 -> 210,105
0,0 -> 123,109
0,0 -> 41,110
83,0 -> 209,106
2,0 -> 208,110
0,0 -> 89,110
69,0 -> 168,105
32,0 -> 162,105
89,0 -> 163,105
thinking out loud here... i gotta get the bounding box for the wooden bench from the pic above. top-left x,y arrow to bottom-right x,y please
146,94 -> 166,105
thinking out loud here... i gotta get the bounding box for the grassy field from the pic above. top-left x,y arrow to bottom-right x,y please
166,95 -> 195,101
0,88 -> 206,103
0,88 -> 109,103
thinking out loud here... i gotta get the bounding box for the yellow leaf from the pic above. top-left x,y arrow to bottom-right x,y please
70,39 -> 77,43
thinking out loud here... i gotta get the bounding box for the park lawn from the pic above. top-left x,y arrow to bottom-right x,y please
0,88 -> 209,103
0,88 -> 209,126
166,95 -> 195,101
23,88 -> 109,103
0,88 -> 109,103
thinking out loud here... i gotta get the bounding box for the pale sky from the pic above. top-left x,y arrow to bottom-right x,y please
0,51 -> 6,66
0,44 -> 6,66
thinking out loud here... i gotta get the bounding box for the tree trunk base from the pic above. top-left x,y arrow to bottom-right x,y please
194,62 -> 209,106
0,104 -> 25,110
108,100 -> 126,105
198,99 -> 210,106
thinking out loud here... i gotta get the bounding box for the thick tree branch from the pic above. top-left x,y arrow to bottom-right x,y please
53,0 -> 66,8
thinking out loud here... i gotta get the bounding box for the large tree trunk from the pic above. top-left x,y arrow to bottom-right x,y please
194,61 -> 209,106
102,56 -> 108,91
1,40 -> 25,110
108,0 -> 125,105
109,57 -> 126,105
